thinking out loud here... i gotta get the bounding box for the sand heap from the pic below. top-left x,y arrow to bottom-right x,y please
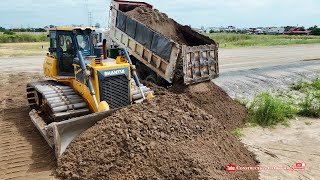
184,83 -> 247,131
126,6 -> 188,44
56,84 -> 258,180
125,6 -> 214,46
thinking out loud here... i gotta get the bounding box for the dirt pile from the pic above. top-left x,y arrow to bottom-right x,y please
56,90 -> 258,179
125,6 -> 215,46
186,83 -> 247,131
126,6 -> 187,44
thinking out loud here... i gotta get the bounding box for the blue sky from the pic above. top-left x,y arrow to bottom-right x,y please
0,0 -> 319,29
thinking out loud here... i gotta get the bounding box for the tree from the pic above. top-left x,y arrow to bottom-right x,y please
0,27 -> 6,32
284,26 -> 292,31
4,30 -> 15,35
312,28 -> 320,35
209,29 -> 214,34
308,25 -> 318,30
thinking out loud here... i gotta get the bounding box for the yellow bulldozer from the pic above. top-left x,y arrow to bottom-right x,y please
27,27 -> 153,157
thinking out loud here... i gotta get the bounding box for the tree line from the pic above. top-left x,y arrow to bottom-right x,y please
0,27 -> 46,35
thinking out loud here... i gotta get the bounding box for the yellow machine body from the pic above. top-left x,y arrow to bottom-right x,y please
43,54 -> 131,113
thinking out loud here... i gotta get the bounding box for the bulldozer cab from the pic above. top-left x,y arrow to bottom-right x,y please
48,28 -> 95,76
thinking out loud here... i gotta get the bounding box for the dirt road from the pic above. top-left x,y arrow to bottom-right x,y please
0,72 -> 56,179
215,44 -> 320,100
219,44 -> 320,73
0,56 -> 43,72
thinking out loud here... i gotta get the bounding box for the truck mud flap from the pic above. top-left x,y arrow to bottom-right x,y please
182,45 -> 219,85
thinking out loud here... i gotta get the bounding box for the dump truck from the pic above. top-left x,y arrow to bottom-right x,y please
109,0 -> 219,85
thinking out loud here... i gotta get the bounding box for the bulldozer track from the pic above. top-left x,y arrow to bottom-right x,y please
27,81 -> 90,122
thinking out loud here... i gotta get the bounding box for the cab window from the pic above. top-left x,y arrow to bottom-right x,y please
77,35 -> 91,56
49,32 -> 57,56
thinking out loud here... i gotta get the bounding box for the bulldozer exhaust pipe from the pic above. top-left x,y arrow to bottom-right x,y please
103,39 -> 108,60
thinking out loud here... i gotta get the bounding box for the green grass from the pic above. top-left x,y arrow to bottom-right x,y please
231,128 -> 244,139
310,78 -> 320,89
0,34 -> 48,43
207,33 -> 320,48
242,77 -> 320,127
247,93 -> 297,127
298,91 -> 320,117
292,79 -> 308,91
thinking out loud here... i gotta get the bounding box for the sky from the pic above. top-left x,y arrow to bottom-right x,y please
0,0 -> 319,29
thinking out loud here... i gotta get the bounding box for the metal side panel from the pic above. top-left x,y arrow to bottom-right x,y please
182,45 -> 219,85
111,28 -> 180,83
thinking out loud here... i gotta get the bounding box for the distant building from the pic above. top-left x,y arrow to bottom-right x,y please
265,27 -> 285,34
284,27 -> 311,35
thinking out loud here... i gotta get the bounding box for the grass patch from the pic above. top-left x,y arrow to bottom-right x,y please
207,33 -> 320,48
0,34 -> 48,43
243,77 -> 320,127
310,78 -> 320,89
291,79 -> 308,91
247,93 -> 296,127
305,121 -> 312,126
298,91 -> 320,117
231,128 -> 244,139
0,42 -> 49,57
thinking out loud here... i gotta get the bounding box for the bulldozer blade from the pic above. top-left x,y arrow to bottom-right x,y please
29,110 -> 54,148
47,109 -> 117,157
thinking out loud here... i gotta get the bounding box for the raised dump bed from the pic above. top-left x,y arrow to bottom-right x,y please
109,0 -> 219,85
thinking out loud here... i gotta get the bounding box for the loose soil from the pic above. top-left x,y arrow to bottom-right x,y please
57,84 -> 258,180
187,83 -> 247,131
125,6 -> 215,46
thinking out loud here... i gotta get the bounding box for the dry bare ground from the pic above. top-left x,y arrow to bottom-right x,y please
241,117 -> 320,180
0,72 -> 56,179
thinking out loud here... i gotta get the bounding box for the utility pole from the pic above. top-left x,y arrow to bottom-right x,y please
88,12 -> 93,27
85,0 -> 92,27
